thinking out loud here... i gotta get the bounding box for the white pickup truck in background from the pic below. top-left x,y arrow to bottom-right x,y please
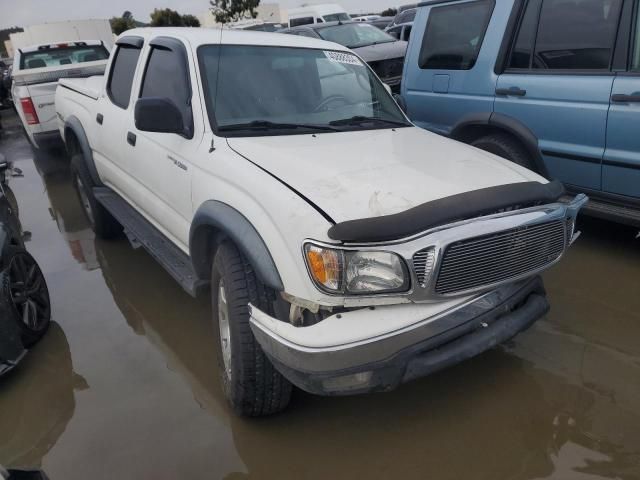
11,40 -> 109,150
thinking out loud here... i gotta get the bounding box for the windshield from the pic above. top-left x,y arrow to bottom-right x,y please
198,45 -> 409,136
316,23 -> 396,48
20,44 -> 109,70
323,12 -> 351,22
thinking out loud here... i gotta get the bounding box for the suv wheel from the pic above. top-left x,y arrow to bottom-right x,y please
472,133 -> 535,171
71,154 -> 122,239
211,241 -> 292,416
1,247 -> 51,346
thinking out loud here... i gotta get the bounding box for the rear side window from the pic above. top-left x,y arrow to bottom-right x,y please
507,0 -> 542,69
291,17 -> 314,27
419,0 -> 495,70
107,45 -> 141,109
531,0 -> 623,70
633,6 -> 640,71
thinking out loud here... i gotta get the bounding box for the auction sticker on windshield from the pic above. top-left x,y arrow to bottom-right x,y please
324,51 -> 362,66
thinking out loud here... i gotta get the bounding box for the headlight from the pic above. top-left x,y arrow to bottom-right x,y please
304,244 -> 409,294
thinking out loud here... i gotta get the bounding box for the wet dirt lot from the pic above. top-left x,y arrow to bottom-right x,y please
1,109 -> 640,480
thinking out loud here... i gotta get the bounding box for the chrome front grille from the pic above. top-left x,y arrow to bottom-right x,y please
433,220 -> 567,295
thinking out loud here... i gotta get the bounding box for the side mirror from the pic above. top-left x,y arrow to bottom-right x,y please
393,93 -> 408,114
134,97 -> 184,135
383,83 -> 392,95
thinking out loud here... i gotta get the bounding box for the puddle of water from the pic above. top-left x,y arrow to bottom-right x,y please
1,110 -> 639,479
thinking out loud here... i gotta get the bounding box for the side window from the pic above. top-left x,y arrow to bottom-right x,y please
532,0 -> 622,70
507,0 -> 542,69
633,7 -> 640,71
140,46 -> 192,129
403,25 -> 413,42
107,45 -> 141,109
291,17 -> 314,27
418,0 -> 495,70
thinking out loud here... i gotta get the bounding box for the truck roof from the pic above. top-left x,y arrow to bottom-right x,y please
123,27 -> 351,52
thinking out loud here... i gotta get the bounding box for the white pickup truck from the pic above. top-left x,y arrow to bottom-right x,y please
55,28 -> 587,416
12,40 -> 109,149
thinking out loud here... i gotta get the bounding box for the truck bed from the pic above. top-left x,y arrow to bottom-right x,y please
58,75 -> 104,100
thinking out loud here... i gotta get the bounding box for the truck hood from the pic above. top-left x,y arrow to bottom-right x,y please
227,127 -> 545,223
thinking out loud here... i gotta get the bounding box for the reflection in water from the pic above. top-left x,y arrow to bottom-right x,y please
31,152 -> 98,271
24,139 -> 640,479
0,323 -> 87,469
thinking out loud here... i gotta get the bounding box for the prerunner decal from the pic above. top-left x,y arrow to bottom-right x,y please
324,51 -> 362,66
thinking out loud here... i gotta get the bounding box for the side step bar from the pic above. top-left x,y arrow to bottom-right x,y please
93,187 -> 208,297
573,196 -> 640,228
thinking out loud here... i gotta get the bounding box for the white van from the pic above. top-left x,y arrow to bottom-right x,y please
288,3 -> 350,27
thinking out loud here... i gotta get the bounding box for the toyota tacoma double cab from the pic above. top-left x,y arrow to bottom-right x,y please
55,28 -> 586,416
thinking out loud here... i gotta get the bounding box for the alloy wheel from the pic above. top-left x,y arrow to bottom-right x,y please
8,251 -> 50,332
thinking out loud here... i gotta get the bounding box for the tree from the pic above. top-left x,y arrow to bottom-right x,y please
110,15 -> 136,35
209,0 -> 261,24
181,14 -> 201,27
149,8 -> 201,27
381,8 -> 398,17
0,27 -> 23,56
150,8 -> 183,26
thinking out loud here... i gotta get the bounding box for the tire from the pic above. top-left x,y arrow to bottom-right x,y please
471,133 -> 535,171
1,247 -> 51,346
71,154 -> 122,239
211,241 -> 292,417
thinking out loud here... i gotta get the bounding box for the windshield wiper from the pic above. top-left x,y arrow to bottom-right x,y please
218,120 -> 339,132
329,116 -> 410,127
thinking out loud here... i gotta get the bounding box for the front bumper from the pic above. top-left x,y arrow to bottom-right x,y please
250,276 -> 548,395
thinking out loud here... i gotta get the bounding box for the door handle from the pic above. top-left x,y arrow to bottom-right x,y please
496,87 -> 527,97
611,94 -> 640,103
127,132 -> 136,146
96,113 -> 103,125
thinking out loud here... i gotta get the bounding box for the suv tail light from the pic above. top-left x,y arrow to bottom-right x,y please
20,97 -> 39,125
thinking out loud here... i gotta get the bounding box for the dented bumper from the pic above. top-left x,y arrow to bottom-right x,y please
250,276 -> 548,395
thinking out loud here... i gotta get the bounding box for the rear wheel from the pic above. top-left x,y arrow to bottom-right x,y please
2,247 -> 51,346
211,241 -> 292,417
471,133 -> 535,171
71,154 -> 121,239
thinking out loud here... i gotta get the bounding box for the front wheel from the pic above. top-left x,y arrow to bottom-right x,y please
211,241 -> 292,417
1,247 -> 51,346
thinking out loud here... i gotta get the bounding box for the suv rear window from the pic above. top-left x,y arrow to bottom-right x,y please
20,44 -> 109,70
418,0 -> 495,70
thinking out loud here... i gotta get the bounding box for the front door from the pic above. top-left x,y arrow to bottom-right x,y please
126,38 -> 201,250
494,0 -> 622,191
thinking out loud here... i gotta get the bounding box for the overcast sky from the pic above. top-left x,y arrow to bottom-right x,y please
0,0 -> 402,29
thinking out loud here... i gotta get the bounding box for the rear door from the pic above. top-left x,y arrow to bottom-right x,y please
495,0 -> 622,191
603,1 -> 640,198
402,0 -> 500,135
92,36 -> 144,203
